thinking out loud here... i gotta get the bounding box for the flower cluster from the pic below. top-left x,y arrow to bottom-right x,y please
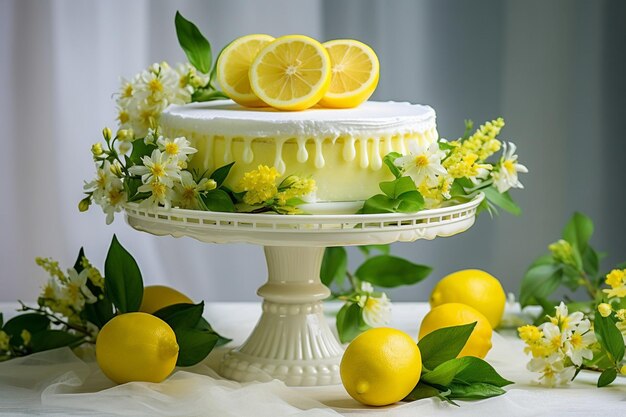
116,62 -> 207,137
519,303 -> 595,387
391,118 -> 527,209
603,269 -> 626,299
36,257 -> 99,325
238,165 -> 316,214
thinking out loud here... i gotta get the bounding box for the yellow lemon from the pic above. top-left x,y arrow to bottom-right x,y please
418,303 -> 492,359
249,35 -> 331,111
96,312 -> 179,384
340,328 -> 422,406
216,34 -> 275,107
429,269 -> 506,328
139,285 -> 193,314
319,39 -> 379,108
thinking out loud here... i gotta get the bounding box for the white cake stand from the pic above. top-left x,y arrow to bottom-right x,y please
123,194 -> 483,386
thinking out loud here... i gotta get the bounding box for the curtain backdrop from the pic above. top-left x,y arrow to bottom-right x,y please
1,0 -> 624,302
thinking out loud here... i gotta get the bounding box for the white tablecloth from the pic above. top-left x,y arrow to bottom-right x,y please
0,302 -> 624,416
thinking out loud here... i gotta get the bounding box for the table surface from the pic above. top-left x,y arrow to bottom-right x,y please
0,302 -> 624,417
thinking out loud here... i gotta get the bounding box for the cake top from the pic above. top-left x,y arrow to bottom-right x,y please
161,100 -> 436,138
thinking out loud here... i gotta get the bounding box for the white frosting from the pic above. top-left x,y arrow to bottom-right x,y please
161,100 -> 436,139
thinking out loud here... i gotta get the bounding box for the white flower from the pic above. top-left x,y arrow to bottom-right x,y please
84,160 -> 117,204
550,302 -> 584,333
539,322 -> 565,352
62,268 -> 97,311
528,353 -> 576,387
128,149 -> 181,186
491,142 -> 528,193
563,319 -> 595,366
394,142 -> 447,187
157,136 -> 197,161
176,62 -> 209,89
101,179 -> 127,225
138,180 -> 175,210
173,171 -> 216,209
360,281 -> 374,294
358,291 -> 392,328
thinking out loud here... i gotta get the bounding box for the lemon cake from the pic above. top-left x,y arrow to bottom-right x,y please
160,99 -> 437,204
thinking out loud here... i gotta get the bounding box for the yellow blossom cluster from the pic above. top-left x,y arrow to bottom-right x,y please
0,330 -> 9,351
80,257 -> 105,290
519,324 -> 549,357
35,257 -> 65,282
276,176 -> 316,206
418,176 -> 453,207
604,269 -> 626,298
443,118 -> 504,179
239,165 -> 280,205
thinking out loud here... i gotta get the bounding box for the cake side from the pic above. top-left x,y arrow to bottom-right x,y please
160,100 -> 438,202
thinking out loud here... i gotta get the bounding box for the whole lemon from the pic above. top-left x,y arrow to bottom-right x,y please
418,303 -> 492,358
430,269 -> 506,328
340,328 -> 422,406
139,285 -> 193,314
96,312 -> 179,384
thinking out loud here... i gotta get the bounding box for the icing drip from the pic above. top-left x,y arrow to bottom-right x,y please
314,139 -> 325,169
242,137 -> 254,164
203,135 -> 212,168
223,136 -> 232,163
274,138 -> 287,174
343,137 -> 356,162
359,138 -> 369,169
371,137 -> 382,170
296,137 -> 308,163
384,135 -> 393,155
398,135 -> 407,154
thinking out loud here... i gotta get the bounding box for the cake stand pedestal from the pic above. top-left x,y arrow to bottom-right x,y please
123,194 -> 483,386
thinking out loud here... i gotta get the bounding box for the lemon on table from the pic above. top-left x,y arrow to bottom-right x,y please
216,34 -> 275,107
340,328 -> 422,406
319,39 -> 379,108
249,35 -> 331,111
139,285 -> 194,314
418,303 -> 492,359
96,312 -> 179,384
429,269 -> 506,328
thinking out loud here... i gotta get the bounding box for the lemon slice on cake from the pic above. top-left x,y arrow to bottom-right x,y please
217,34 -> 275,107
249,35 -> 331,111
319,39 -> 380,108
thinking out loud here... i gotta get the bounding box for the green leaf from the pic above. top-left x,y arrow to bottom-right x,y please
201,189 -> 235,212
519,263 -> 562,307
357,245 -> 390,256
382,152 -> 402,179
417,323 -> 476,370
379,176 -> 417,199
125,177 -> 150,202
563,212 -> 593,253
336,302 -> 367,344
192,89 -> 230,102
175,328 -> 219,366
403,381 -> 442,402
361,194 -> 397,214
597,367 -> 617,387
153,302 -> 204,331
448,382 -> 506,400
594,313 -> 625,363
0,313 -> 3,328
128,140 -> 157,166
3,314 -> 50,346
320,247 -> 347,287
210,162 -> 235,187
355,255 -> 432,288
82,294 -> 114,329
483,186 -> 521,216
195,317 -> 232,346
30,330 -> 84,353
422,356 -> 512,387
396,191 -> 425,213
73,247 -> 86,273
104,235 -> 144,313
175,11 -> 212,74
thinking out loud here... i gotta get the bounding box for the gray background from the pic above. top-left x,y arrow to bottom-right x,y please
1,0 -> 624,302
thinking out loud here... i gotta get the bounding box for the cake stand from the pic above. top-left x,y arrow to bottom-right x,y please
123,194 -> 484,386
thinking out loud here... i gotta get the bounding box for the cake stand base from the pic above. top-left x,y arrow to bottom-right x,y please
219,246 -> 344,386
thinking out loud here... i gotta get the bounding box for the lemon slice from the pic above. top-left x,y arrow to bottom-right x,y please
249,35 -> 331,111
217,34 -> 275,107
319,39 -> 380,108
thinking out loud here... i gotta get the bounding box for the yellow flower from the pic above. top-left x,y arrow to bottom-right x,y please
621,365 -> 626,376
616,309 -> 626,322
0,330 -> 9,351
239,165 -> 279,205
518,325 -> 543,343
35,257 -> 65,282
20,330 -> 31,346
80,257 -> 105,290
91,143 -> 103,156
276,176 -> 316,206
605,269 -> 625,288
598,303 -> 613,318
